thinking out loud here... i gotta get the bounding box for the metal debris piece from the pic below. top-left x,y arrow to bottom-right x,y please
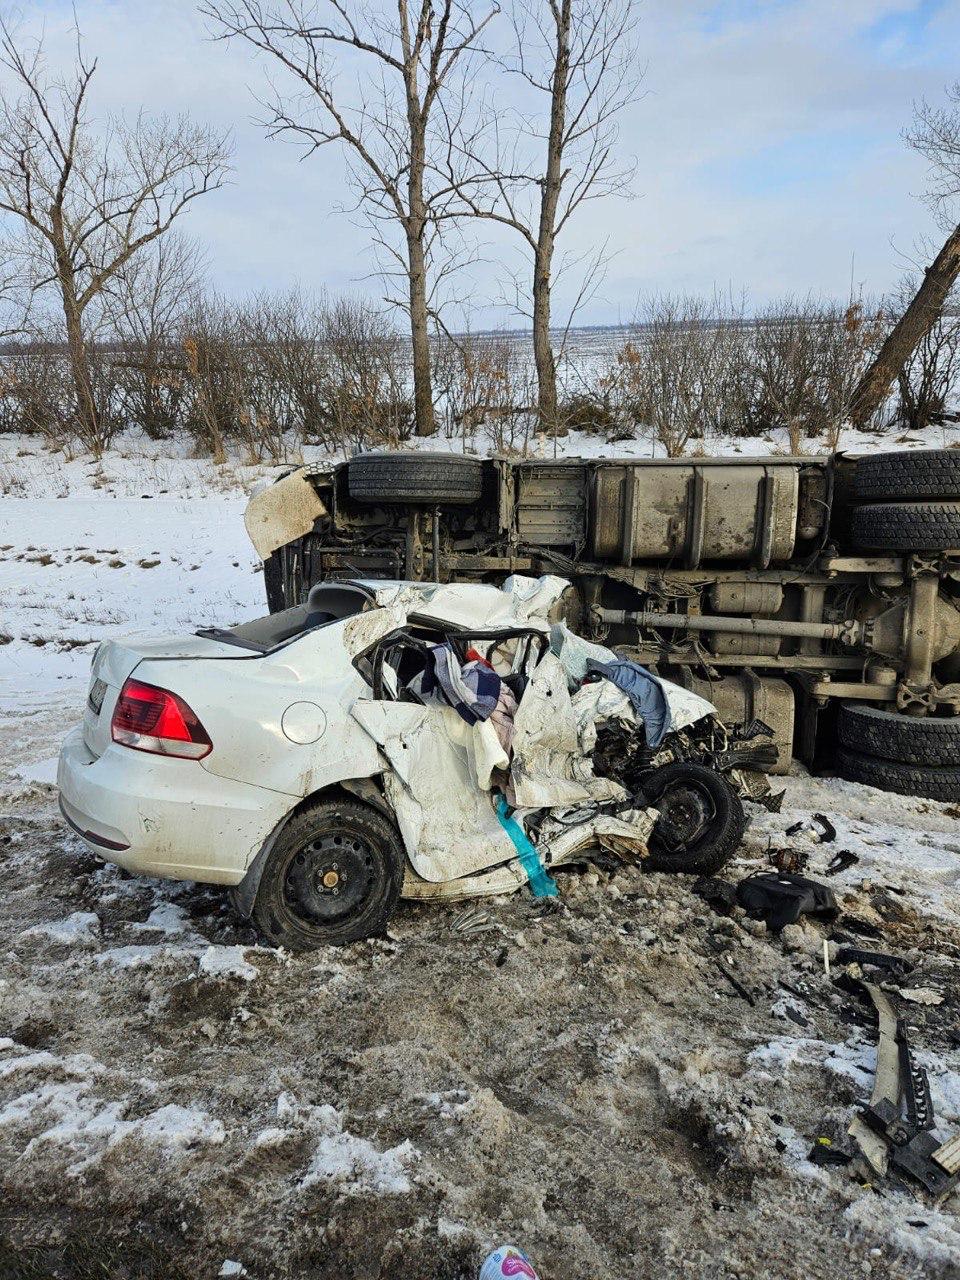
450,907 -> 496,935
850,983 -> 960,1198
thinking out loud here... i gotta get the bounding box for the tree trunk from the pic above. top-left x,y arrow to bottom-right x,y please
407,223 -> 436,437
403,33 -> 436,441
52,210 -> 100,453
849,223 -> 960,428
532,0 -> 570,436
532,250 -> 558,433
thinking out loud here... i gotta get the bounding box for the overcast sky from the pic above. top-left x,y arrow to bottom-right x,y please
7,0 -> 960,328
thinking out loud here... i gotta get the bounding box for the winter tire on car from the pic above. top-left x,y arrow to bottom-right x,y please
837,702 -> 960,767
853,449 -> 960,502
836,746 -> 960,802
348,451 -> 484,505
251,799 -> 404,949
640,763 -> 746,875
850,501 -> 960,551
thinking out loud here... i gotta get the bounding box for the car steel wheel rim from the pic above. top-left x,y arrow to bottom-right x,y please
284,832 -> 376,924
654,782 -> 715,851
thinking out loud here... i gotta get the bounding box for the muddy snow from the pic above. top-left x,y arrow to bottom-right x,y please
1,435 -> 960,1279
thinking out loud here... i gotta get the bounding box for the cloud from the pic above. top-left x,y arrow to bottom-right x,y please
3,0 -> 957,325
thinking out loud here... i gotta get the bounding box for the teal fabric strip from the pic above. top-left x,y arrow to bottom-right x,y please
495,793 -> 558,898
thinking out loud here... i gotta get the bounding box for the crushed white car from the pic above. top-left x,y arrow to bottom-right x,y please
58,576 -> 776,949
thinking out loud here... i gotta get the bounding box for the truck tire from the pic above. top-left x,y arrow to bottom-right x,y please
853,449 -> 960,501
851,501 -> 960,551
348,452 -> 483,505
263,549 -> 285,613
838,702 -> 960,767
836,746 -> 960,801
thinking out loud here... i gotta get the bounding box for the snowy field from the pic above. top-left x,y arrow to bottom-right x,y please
1,429 -> 959,1278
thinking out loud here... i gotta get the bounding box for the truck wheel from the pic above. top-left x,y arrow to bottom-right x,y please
853,449 -> 960,501
262,549 -> 285,613
836,747 -> 960,801
251,799 -> 404,949
348,452 -> 483,505
640,763 -> 746,875
838,702 -> 960,767
851,501 -> 960,551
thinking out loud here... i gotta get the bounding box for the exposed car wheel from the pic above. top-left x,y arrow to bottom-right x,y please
348,451 -> 483,505
850,501 -> 960,551
853,449 -> 960,501
836,746 -> 960,801
640,763 -> 746,875
838,701 -> 960,767
252,800 -> 404,949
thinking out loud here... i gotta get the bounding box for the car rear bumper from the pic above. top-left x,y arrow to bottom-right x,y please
56,727 -> 293,885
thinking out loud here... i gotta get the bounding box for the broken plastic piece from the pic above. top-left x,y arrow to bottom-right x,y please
494,794 -> 558,898
825,850 -> 859,876
807,1137 -> 852,1167
785,812 -> 837,843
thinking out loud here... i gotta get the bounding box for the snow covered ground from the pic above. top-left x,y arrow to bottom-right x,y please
1,429 -> 959,1278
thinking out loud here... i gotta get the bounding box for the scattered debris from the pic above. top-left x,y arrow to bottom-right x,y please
807,1137 -> 852,1167
450,908 -> 496,936
898,987 -> 945,1007
714,958 -> 756,1006
785,813 -> 837,844
849,984 -> 960,1199
769,846 -> 809,874
825,850 -> 860,876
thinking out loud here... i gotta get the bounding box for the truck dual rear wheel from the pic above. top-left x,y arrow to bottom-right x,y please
851,501 -> 960,551
836,746 -> 960,802
838,702 -> 960,767
348,451 -> 483,505
853,449 -> 960,502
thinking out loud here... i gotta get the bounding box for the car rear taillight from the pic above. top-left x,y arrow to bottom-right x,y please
111,678 -> 212,760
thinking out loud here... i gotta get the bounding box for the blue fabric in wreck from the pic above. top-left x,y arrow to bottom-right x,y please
584,658 -> 671,748
495,793 -> 558,898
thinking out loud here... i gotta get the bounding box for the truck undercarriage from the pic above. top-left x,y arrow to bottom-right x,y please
246,447 -> 960,799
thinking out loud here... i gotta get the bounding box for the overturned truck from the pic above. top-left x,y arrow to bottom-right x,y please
246,447 -> 960,800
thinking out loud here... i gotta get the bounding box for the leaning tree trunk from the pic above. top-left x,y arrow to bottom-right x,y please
849,223 -> 960,428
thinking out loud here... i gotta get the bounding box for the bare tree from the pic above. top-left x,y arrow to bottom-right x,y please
103,234 -> 205,439
849,84 -> 960,428
0,17 -> 230,453
447,0 -> 639,432
204,0 -> 498,438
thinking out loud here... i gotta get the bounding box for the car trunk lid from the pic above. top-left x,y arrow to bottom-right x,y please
82,634 -> 254,759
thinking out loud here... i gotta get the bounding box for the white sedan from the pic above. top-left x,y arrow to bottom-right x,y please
58,576 -> 746,949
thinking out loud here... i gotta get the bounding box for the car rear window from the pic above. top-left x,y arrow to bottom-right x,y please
198,586 -> 368,650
